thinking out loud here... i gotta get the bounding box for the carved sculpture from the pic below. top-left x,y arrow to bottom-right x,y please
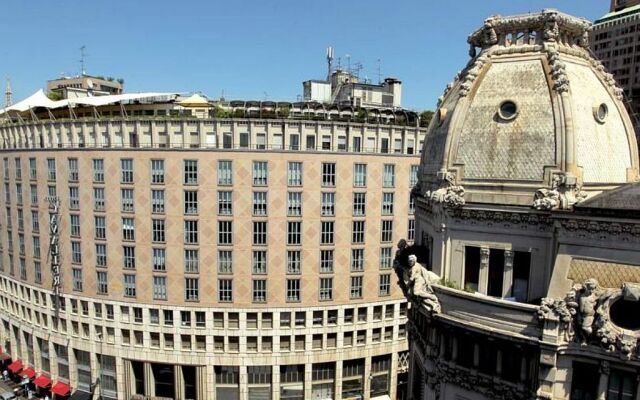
424,171 -> 466,208
543,12 -> 559,42
546,46 -> 569,93
394,242 -> 441,314
533,173 -> 586,210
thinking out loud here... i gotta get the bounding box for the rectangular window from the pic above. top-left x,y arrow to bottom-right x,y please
31,210 -> 39,232
410,165 -> 419,187
96,244 -> 107,267
352,220 -> 365,244
252,191 -> 267,216
380,247 -> 392,270
394,138 -> 403,153
381,220 -> 393,243
289,134 -> 300,150
252,251 -> 267,274
184,220 -> 198,244
30,184 -> 38,204
218,250 -> 233,274
72,268 -> 82,291
351,249 -> 364,272
287,162 -> 303,186
122,218 -> 135,241
218,221 -> 233,245
184,249 -> 199,273
321,221 -> 334,245
382,192 -> 394,215
93,159 -> 104,183
183,160 -> 198,185
218,279 -> 233,302
252,161 -> 268,186
152,248 -> 166,271
120,159 -> 133,183
240,132 -> 250,148
185,278 -> 199,301
96,271 -> 108,294
151,160 -> 165,184
319,278 -> 333,301
383,164 -> 395,187
321,192 -> 335,216
253,221 -> 267,245
287,250 -> 301,274
256,133 -> 267,150
606,368 -> 636,400
409,196 -> 415,215
286,279 -> 301,302
121,188 -> 134,212
379,274 -> 391,296
29,158 -> 37,180
71,241 -> 82,264
350,276 -> 363,299
15,183 -> 23,205
47,158 -> 56,181
123,274 -> 136,297
353,163 -> 367,187
252,280 -> 267,303
153,276 -> 167,300
218,191 -> 233,215
353,193 -> 366,216
321,163 -> 336,187
287,192 -> 302,216
70,214 -> 81,237
93,187 -> 105,211
287,221 -> 301,245
151,189 -> 165,213
184,190 -> 198,214
94,216 -> 106,239
408,219 -> 416,241
152,219 -> 165,243
218,160 -> 233,185
320,250 -> 334,273
69,187 -> 80,209
13,158 -> 21,180
123,246 -> 136,269
68,158 -> 79,181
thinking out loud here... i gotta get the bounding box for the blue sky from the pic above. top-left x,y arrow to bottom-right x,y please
1,1 -> 607,110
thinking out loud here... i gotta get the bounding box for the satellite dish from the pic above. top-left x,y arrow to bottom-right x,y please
87,79 -> 94,89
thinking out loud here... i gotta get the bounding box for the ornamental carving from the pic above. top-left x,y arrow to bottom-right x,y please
459,56 -> 487,97
423,171 -> 466,208
546,46 -> 569,93
533,173 -> 586,210
394,240 -> 441,314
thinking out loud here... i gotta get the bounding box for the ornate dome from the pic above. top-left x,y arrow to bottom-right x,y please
419,9 -> 640,210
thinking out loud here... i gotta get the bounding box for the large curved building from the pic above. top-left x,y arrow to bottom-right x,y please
399,9 -> 640,400
0,95 -> 426,399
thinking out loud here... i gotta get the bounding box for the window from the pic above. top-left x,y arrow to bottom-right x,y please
287,161 -> 303,186
286,279 -> 301,302
68,158 -> 78,181
218,191 -> 233,215
184,219 -> 198,244
184,190 -> 198,214
123,246 -> 136,269
319,278 -> 333,301
96,244 -> 107,267
183,160 -> 198,185
92,159 -> 104,183
379,274 -> 391,296
218,221 -> 233,244
185,278 -> 199,301
152,248 -> 166,271
32,236 -> 41,258
321,221 -> 334,245
353,193 -> 366,216
120,159 -> 133,183
70,214 -> 81,237
124,274 -> 136,297
381,220 -> 393,243
394,138 -> 403,153
151,219 -> 165,243
256,133 -> 267,150
321,192 -> 335,216
96,271 -> 108,294
71,241 -> 82,263
351,249 -> 364,271
321,163 -> 336,187
287,250 -> 301,274
252,251 -> 267,274
151,160 -> 165,184
382,192 -> 394,215
218,279 -> 233,302
287,192 -> 302,216
408,219 -> 415,241
47,158 -> 56,181
253,192 -> 267,216
184,249 -> 199,273
383,164 -> 395,187
253,280 -> 267,303
354,164 -> 367,187
350,276 -> 363,299
380,247 -> 392,270
93,187 -> 105,211
253,221 -> 267,245
607,368 -> 636,400
31,210 -> 39,232
218,160 -> 233,185
410,165 -> 419,187
287,221 -> 301,245
69,187 -> 80,209
352,221 -> 365,244
252,161 -> 268,186
29,158 -> 37,180
72,268 -> 83,291
409,196 -> 415,215
153,276 -> 167,300
320,250 -> 334,273
151,189 -> 164,213
30,184 -> 38,204
218,250 -> 233,274
121,189 -> 134,212
122,218 -> 135,241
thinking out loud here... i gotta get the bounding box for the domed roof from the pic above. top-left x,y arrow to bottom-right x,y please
419,9 -> 640,210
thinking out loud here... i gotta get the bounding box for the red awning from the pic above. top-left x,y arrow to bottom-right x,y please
34,374 -> 52,388
7,359 -> 22,373
21,367 -> 35,379
51,381 -> 71,397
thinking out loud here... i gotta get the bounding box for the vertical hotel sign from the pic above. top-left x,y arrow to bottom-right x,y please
47,196 -> 61,318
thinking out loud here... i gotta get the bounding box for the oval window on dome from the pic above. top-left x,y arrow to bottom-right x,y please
593,103 -> 608,123
498,100 -> 518,121
609,297 -> 640,330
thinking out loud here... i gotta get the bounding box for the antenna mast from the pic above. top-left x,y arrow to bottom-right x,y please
377,58 -> 382,84
326,46 -> 334,81
79,45 -> 87,76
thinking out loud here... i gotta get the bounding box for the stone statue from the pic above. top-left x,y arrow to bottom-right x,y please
577,278 -> 598,338
424,171 -> 466,208
533,188 -> 560,210
543,12 -> 559,42
407,255 -> 441,313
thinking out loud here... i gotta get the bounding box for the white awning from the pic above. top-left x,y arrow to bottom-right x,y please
0,89 -> 58,113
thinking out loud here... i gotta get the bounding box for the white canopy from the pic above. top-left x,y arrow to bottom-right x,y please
0,89 -> 58,113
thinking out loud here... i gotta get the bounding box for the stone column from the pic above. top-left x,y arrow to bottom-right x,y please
478,247 -> 490,294
174,365 -> 184,400
144,362 -> 154,397
335,359 -> 344,400
304,362 -> 313,400
196,365 -> 206,400
502,250 -> 514,298
389,352 -> 399,400
596,361 -> 609,400
364,356 -> 372,400
271,365 -> 279,400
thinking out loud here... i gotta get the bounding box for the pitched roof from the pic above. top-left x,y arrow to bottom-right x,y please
575,181 -> 640,217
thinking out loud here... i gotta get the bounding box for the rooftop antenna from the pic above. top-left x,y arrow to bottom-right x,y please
377,58 -> 382,84
4,78 -> 12,108
346,54 -> 351,77
353,62 -> 363,80
79,45 -> 87,76
326,46 -> 334,80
